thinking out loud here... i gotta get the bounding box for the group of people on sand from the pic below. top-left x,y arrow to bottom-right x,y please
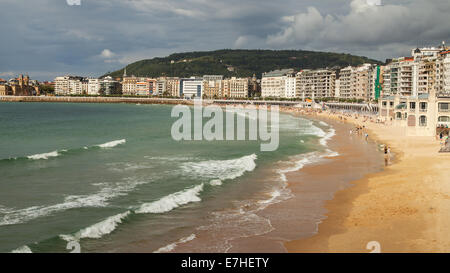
350,125 -> 369,140
439,132 -> 449,147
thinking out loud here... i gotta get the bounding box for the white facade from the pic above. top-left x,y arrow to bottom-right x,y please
55,76 -> 70,95
284,74 -> 296,98
68,79 -> 83,95
88,78 -> 100,95
182,78 -> 203,98
261,76 -> 284,98
335,79 -> 340,98
261,69 -> 295,98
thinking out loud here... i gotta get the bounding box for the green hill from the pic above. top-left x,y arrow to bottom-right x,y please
105,49 -> 382,78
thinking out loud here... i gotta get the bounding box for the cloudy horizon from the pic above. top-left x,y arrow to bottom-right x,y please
1,0 -> 450,81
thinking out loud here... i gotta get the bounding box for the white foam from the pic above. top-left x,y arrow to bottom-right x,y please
258,190 -> 282,205
97,139 -> 126,148
60,211 -> 131,241
298,118 -> 336,147
325,149 -> 340,157
0,178 -> 147,226
11,245 -> 32,253
27,151 -> 60,160
136,184 -> 204,214
277,153 -> 318,182
319,128 -> 336,146
210,179 -> 223,186
154,234 -> 196,253
181,154 -> 257,185
107,162 -> 153,172
277,149 -> 340,184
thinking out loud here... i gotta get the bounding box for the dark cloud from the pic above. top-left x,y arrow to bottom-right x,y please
0,0 -> 448,80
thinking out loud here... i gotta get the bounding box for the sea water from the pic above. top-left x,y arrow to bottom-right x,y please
0,102 -> 335,253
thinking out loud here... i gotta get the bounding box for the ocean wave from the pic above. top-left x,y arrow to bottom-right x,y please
27,150 -> 63,160
209,179 -> 223,186
11,245 -> 33,253
319,121 -> 329,127
59,184 -> 205,243
97,139 -> 126,149
154,234 -> 197,253
60,211 -> 131,242
135,184 -> 204,214
197,206 -> 275,253
0,178 -> 147,226
181,154 -> 257,186
319,128 -> 336,146
1,139 -> 127,162
144,156 -> 197,162
107,162 -> 153,172
298,119 -> 336,147
277,149 -> 340,183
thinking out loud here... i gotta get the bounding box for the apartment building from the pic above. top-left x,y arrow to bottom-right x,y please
100,76 -> 121,95
381,65 -> 391,96
88,78 -> 100,95
223,77 -> 249,98
122,76 -> 137,96
203,79 -> 223,98
338,67 -> 353,99
296,69 -> 336,99
166,77 -> 180,97
436,49 -> 450,96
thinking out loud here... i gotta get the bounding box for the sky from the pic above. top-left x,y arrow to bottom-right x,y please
1,0 -> 450,81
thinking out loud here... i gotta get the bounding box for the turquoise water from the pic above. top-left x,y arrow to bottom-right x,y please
0,102 -> 331,253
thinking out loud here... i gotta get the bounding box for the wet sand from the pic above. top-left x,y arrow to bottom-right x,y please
223,115 -> 385,252
286,111 -> 450,253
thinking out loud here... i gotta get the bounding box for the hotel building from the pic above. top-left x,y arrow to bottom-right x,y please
261,69 -> 295,98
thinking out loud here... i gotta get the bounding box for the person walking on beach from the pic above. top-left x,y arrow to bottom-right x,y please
384,145 -> 390,166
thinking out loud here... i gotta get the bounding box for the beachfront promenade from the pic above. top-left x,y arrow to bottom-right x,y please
0,96 -> 380,114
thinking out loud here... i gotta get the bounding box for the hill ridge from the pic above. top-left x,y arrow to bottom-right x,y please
105,49 -> 382,79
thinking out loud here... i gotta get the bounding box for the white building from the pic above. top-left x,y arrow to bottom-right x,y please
88,78 -> 100,95
181,77 -> 203,98
54,76 -> 70,95
261,69 -> 294,98
335,79 -> 340,98
284,74 -> 296,98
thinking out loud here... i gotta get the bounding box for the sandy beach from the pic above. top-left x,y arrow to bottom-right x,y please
285,109 -> 450,253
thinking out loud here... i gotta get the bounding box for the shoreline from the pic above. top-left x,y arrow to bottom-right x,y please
0,95 -> 193,105
284,109 -> 450,253
201,111 -> 385,253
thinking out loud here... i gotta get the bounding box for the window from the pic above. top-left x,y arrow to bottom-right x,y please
438,116 -> 450,122
419,115 -> 427,126
396,112 -> 402,120
409,102 -> 416,110
420,102 -> 427,111
439,103 -> 449,112
390,102 -> 394,107
382,101 -> 387,106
